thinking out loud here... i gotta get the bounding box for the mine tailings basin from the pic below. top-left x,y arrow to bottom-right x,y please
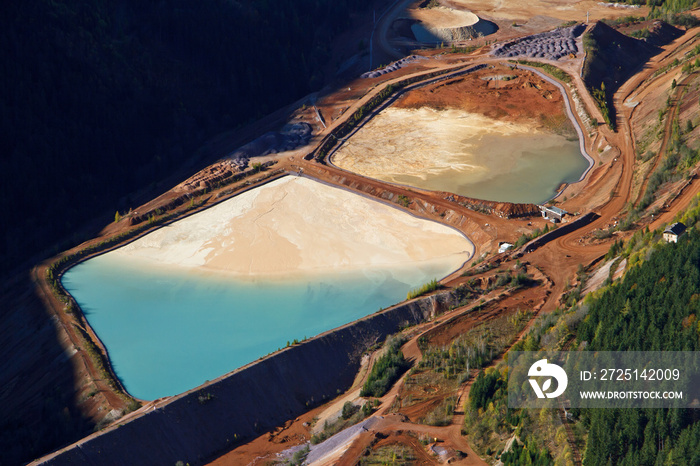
61,176 -> 473,400
332,106 -> 588,204
332,66 -> 591,205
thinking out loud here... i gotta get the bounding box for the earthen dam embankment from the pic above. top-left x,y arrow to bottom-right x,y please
34,291 -> 461,465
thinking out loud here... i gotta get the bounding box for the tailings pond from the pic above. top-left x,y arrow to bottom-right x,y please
62,177 -> 472,400
332,107 -> 589,204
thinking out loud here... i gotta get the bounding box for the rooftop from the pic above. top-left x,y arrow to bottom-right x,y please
540,205 -> 568,216
664,222 -> 687,236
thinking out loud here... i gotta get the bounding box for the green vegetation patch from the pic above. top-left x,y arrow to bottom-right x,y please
493,208 -> 700,464
311,400 -> 377,445
417,309 -> 531,380
359,444 -> 417,465
395,307 -> 531,427
613,0 -> 700,22
499,438 -> 553,466
406,278 -> 440,300
633,93 -> 699,220
575,230 -> 700,464
578,232 -> 700,351
512,60 -> 572,83
361,337 -> 411,398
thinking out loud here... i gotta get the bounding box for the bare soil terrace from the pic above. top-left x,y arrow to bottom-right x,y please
394,63 -> 575,131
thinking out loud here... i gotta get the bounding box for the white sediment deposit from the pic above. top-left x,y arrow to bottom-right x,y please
114,176 -> 473,276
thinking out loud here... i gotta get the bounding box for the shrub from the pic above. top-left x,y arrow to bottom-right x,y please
288,445 -> 309,465
406,278 -> 440,300
510,272 -> 537,288
341,401 -> 358,420
361,337 -> 411,397
422,396 -> 456,426
513,60 -> 572,83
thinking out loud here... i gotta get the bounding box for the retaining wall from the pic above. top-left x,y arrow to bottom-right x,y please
524,212 -> 600,253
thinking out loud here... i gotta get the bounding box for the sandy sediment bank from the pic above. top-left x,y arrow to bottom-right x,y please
332,107 -> 541,180
113,176 -> 474,277
331,106 -> 586,204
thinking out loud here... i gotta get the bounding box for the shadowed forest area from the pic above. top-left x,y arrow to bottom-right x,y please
0,0 -> 373,277
0,1 -> 377,464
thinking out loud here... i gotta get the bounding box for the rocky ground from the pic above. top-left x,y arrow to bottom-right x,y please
491,24 -> 585,61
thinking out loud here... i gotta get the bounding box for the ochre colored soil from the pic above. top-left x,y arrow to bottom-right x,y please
394,65 -> 574,134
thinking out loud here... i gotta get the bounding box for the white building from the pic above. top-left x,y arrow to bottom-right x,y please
663,222 -> 686,243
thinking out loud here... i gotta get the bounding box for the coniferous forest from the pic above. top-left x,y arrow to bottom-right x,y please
466,231 -> 700,465
577,232 -> 700,465
1,0 -> 370,276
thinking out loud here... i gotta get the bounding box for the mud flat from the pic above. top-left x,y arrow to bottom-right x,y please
111,176 -> 473,275
332,107 -> 588,204
61,176 -> 473,400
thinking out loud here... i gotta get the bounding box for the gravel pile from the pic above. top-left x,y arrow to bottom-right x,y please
305,417 -> 379,464
227,122 -> 312,169
361,55 -> 423,79
598,2 -> 640,9
491,24 -> 585,61
275,417 -> 381,464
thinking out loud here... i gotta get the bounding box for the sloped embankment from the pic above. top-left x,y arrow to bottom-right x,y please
582,21 -> 660,128
409,6 -> 497,43
35,292 -> 462,466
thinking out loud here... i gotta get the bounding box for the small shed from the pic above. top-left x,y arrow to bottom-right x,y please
498,242 -> 513,254
539,205 -> 567,223
663,222 -> 686,243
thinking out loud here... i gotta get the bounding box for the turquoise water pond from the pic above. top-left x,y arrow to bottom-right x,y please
62,255 -> 455,400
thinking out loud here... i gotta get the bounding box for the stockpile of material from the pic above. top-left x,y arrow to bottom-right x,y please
361,56 -> 424,79
492,24 -> 585,61
228,122 -> 312,168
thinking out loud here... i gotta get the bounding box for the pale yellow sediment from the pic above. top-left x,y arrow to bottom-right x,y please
409,6 -> 479,28
332,107 -> 544,183
113,176 -> 473,277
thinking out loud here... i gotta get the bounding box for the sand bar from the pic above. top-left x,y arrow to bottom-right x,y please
114,176 -> 474,276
